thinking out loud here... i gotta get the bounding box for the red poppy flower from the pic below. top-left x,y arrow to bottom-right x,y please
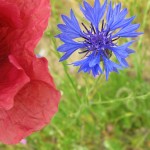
0,0 -> 60,144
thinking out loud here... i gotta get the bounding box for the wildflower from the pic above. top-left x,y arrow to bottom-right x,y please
57,0 -> 142,79
0,0 -> 60,144
20,139 -> 27,145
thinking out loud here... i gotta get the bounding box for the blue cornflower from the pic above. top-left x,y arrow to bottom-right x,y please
56,0 -> 142,80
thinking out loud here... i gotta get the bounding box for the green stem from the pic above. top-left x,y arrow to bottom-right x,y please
52,37 -> 81,103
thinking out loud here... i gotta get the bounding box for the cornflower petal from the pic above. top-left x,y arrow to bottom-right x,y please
103,56 -> 122,80
58,10 -> 82,38
80,0 -> 107,29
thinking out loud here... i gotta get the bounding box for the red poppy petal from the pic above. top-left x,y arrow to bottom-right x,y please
7,0 -> 50,53
0,55 -> 30,110
0,1 -> 21,28
0,80 -> 60,144
15,51 -> 55,87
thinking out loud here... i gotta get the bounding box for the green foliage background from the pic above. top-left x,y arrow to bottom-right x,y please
1,0 -> 150,149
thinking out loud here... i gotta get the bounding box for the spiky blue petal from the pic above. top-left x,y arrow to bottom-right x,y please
73,53 -> 103,77
57,9 -> 82,38
103,56 -> 122,80
80,0 -> 107,30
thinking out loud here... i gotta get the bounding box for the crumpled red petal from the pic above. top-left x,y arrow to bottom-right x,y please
0,55 -> 30,110
0,52 -> 61,144
0,80 -> 60,144
0,0 -> 50,54
6,0 -> 51,53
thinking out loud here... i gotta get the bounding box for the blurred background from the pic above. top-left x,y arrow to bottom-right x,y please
1,0 -> 150,149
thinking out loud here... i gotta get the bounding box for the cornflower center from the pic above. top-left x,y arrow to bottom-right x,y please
80,20 -> 119,58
